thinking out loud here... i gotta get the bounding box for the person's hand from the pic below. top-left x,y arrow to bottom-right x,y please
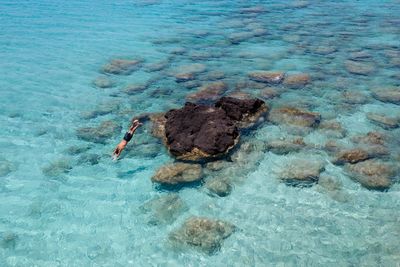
112,146 -> 122,160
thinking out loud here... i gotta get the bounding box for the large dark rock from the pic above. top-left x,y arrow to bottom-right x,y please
164,97 -> 267,161
165,103 -> 238,161
215,97 -> 268,127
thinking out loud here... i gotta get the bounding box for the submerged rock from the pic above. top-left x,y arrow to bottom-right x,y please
140,194 -> 188,225
169,217 -> 235,254
334,149 -> 371,165
371,88 -> 400,105
248,71 -> 285,84
260,88 -> 281,99
266,137 -> 305,154
64,145 -> 92,155
342,90 -> 370,104
92,76 -> 115,88
122,84 -> 148,95
42,159 -> 73,177
76,120 -> 122,143
78,153 -> 100,165
278,159 -> 325,186
151,163 -> 202,185
175,72 -> 195,83
1,232 -> 18,249
149,113 -> 167,140
282,73 -> 311,88
205,177 -> 233,197
186,81 -> 228,102
367,113 -> 399,129
346,160 -> 395,190
268,107 -> 321,127
345,60 -> 375,75
102,59 -> 141,75
0,159 -> 15,177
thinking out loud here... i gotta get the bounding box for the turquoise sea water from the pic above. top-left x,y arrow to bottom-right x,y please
1,0 -> 400,266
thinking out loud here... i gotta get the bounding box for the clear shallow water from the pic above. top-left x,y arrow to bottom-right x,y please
0,0 -> 400,266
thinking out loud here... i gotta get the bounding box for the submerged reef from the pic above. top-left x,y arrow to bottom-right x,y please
169,217 -> 236,255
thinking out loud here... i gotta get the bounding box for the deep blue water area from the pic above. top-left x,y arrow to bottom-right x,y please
1,0 -> 399,266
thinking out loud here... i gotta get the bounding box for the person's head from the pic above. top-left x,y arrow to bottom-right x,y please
131,118 -> 139,126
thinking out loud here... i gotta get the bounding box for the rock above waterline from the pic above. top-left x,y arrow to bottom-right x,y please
371,88 -> 400,105
151,163 -> 202,185
268,107 -> 321,127
248,71 -> 285,84
102,59 -> 141,75
346,160 -> 394,190
215,97 -> 268,127
163,97 -> 266,161
165,103 -> 238,160
169,217 -> 235,254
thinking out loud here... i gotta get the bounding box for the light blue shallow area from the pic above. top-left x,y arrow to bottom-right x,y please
0,0 -> 400,266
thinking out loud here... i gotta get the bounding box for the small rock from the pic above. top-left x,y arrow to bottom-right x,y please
269,107 -> 321,127
205,71 -> 225,81
346,160 -> 395,190
282,73 -> 311,88
266,138 -> 305,154
1,232 -> 18,249
345,60 -> 375,75
371,88 -> 400,105
205,160 -> 227,171
352,132 -> 386,146
78,153 -> 100,165
169,217 -> 235,254
151,163 -> 202,185
0,159 -> 15,177
228,31 -> 254,44
42,159 -> 73,177
206,178 -> 232,197
140,194 -> 188,225
146,61 -> 169,72
349,51 -> 372,61
92,76 -> 115,88
64,145 -> 91,155
149,113 -> 167,139
122,84 -> 148,95
186,82 -> 228,102
334,149 -> 370,165
342,90 -> 370,104
278,159 -> 325,186
367,113 -> 399,129
260,88 -> 280,99
248,71 -> 285,84
102,59 -> 142,75
175,72 -> 195,83
76,120 -> 122,143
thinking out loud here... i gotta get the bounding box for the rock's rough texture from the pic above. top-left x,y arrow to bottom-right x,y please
282,73 -> 311,88
278,159 -> 325,185
248,71 -> 285,84
164,98 -> 266,160
346,160 -> 395,190
371,88 -> 400,105
266,138 -> 305,154
334,149 -> 371,165
149,113 -> 167,139
102,59 -> 141,75
345,60 -> 375,75
0,159 -> 15,177
151,163 -> 202,185
175,73 -> 195,83
169,217 -> 235,254
205,178 -> 232,197
367,113 -> 399,129
76,121 -> 122,143
140,194 -> 188,225
268,107 -> 321,127
186,81 -> 228,102
215,97 -> 268,128
164,104 -> 238,161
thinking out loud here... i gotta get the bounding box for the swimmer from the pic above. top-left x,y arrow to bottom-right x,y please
112,119 -> 142,160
